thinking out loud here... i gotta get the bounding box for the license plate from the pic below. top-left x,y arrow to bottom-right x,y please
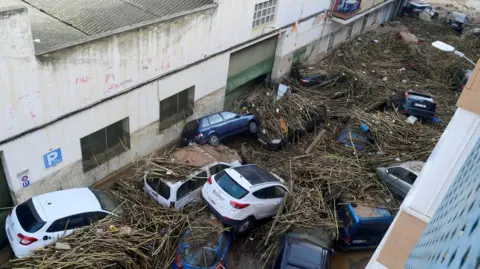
212,190 -> 224,201
414,103 -> 426,108
6,228 -> 13,242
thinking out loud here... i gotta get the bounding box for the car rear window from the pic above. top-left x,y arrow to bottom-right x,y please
184,120 -> 199,131
16,199 -> 46,233
90,189 -> 121,213
146,178 -> 171,199
215,171 -> 248,199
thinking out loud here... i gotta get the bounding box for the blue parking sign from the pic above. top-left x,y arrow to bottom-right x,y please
43,148 -> 63,169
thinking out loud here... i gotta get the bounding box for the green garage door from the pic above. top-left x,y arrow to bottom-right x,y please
225,36 -> 278,109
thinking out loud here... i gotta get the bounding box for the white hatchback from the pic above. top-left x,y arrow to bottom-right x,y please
202,164 -> 288,234
144,161 -> 241,209
5,188 -> 120,258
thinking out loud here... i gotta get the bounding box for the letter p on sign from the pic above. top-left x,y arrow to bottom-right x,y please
43,148 -> 63,169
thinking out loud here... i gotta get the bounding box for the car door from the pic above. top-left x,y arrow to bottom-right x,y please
175,170 -> 208,209
252,186 -> 286,218
43,213 -> 89,246
386,167 -> 412,197
208,113 -> 227,138
144,176 -> 171,208
208,163 -> 232,176
220,112 -> 243,134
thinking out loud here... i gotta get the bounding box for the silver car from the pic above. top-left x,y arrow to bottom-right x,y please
376,161 -> 425,198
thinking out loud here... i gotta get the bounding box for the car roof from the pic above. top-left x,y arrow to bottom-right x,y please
230,164 -> 280,186
451,11 -> 467,21
351,204 -> 393,219
390,161 -> 425,174
32,188 -> 101,222
284,236 -> 330,268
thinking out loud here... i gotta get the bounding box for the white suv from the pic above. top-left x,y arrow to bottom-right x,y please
202,164 -> 288,234
5,188 -> 120,258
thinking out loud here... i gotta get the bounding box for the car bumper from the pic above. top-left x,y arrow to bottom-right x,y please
257,135 -> 283,150
201,193 -> 242,227
181,137 -> 208,146
5,217 -> 32,258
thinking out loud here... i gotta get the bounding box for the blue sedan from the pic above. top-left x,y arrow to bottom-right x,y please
182,111 -> 257,146
173,229 -> 231,269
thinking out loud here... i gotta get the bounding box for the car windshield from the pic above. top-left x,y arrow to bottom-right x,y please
215,171 -> 248,199
90,189 -> 121,213
16,199 -> 46,233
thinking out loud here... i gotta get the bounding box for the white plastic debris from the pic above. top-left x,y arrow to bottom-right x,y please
166,171 -> 172,175
406,115 -> 418,124
118,227 -> 133,236
399,68 -> 406,72
308,67 -> 314,70
55,242 -> 72,250
395,158 -> 402,162
382,77 -> 388,81
374,40 -> 379,43
402,79 -> 407,84
275,108 -> 279,113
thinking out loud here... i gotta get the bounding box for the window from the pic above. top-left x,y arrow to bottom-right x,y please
200,118 -> 210,128
146,178 -> 171,199
209,164 -> 230,176
388,167 -> 417,185
221,112 -> 237,121
215,171 -> 249,199
84,212 -> 109,224
81,118 -> 130,173
159,86 -> 194,130
253,186 -> 286,199
90,189 -> 120,212
208,114 -> 224,125
253,0 -> 277,28
47,214 -> 88,233
177,171 -> 208,200
16,199 -> 46,233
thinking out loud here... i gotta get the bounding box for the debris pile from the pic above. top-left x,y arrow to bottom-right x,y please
8,179 -> 189,269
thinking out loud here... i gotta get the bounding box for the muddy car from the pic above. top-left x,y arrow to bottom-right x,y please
144,144 -> 242,209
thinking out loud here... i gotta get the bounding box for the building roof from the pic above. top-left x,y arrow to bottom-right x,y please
23,0 -> 213,36
32,188 -> 101,222
0,0 -> 214,54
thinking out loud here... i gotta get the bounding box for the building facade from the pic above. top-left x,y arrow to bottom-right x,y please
0,0 -> 401,205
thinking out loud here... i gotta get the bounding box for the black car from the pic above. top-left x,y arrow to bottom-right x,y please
257,108 -> 327,150
272,231 -> 333,269
446,11 -> 467,34
388,91 -> 436,120
402,2 -> 438,18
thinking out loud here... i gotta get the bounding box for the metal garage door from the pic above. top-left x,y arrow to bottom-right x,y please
224,36 -> 278,109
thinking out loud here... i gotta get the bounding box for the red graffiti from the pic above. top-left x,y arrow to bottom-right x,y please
18,94 -> 28,100
76,76 -> 91,84
105,73 -> 115,84
30,111 -> 36,119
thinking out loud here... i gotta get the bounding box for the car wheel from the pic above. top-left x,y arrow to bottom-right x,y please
208,134 -> 220,147
233,218 -> 252,234
248,121 -> 258,134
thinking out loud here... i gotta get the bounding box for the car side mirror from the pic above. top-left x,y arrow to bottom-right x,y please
385,169 -> 389,174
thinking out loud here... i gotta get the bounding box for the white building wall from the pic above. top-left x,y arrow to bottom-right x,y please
0,0 -> 331,202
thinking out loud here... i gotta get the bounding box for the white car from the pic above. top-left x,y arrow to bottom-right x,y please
376,161 -> 424,198
144,161 -> 241,209
202,164 -> 288,234
5,188 -> 120,258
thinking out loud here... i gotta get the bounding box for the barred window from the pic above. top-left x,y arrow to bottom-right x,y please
253,0 -> 277,28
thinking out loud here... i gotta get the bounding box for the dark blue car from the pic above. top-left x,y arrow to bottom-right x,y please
173,229 -> 231,269
182,112 -> 257,146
